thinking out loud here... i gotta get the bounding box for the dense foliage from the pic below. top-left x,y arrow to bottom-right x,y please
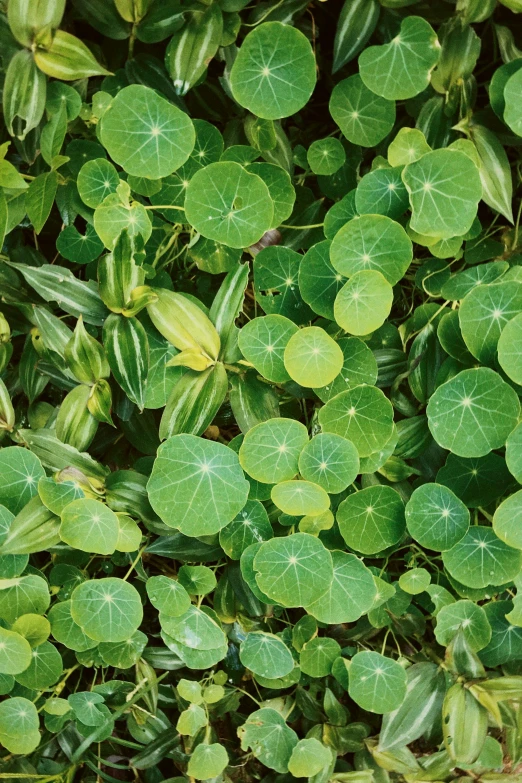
2,0 -> 522,779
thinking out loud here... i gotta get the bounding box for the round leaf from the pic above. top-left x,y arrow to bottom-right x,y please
59,498 -> 119,555
239,418 -> 309,484
337,485 -> 406,554
459,282 -> 522,365
145,575 -> 191,617
240,632 -> 294,678
77,158 -> 119,208
307,138 -> 346,175
0,447 -> 45,515
493,490 -> 522,549
334,270 -> 393,335
219,500 -> 273,560
498,312 -> 522,384
318,384 -> 394,457
298,240 -> 347,320
435,600 -> 491,651
238,314 -> 298,383
271,480 -> 330,516
283,326 -> 343,388
187,742 -> 228,781
314,336 -> 378,404
348,651 -> 407,713
405,483 -> 470,551
0,627 -> 32,675
70,577 -> 143,643
329,74 -> 396,147
442,527 -> 521,588
288,738 -> 331,778
305,550 -> 376,624
298,433 -> 359,494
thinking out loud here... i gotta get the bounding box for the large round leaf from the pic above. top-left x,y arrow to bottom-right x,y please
334,270 -> 393,335
0,447 -> 45,515
348,651 -> 407,713
238,314 -> 298,383
337,485 -> 406,554
100,85 -> 195,179
442,527 -> 521,589
283,326 -> 343,388
318,384 -> 394,457
70,578 -> 143,643
253,533 -> 333,608
148,434 -> 250,536
298,433 -> 359,494
435,600 -> 491,651
59,498 -> 119,555
405,483 -> 469,551
0,627 -> 31,675
498,312 -> 522,384
459,282 -> 522,365
240,632 -> 294,679
304,550 -> 377,624
0,696 -> 40,755
239,418 -> 309,484
329,74 -> 395,147
185,161 -> 274,248
330,214 -> 412,285
358,16 -> 440,100
493,490 -> 522,549
427,367 -> 520,458
402,149 -> 482,240
229,22 -> 316,120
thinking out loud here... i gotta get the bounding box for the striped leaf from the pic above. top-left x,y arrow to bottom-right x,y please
442,682 -> 488,765
26,171 -> 58,233
103,313 -> 149,410
165,5 -> 223,96
209,263 -> 249,362
7,0 -> 65,47
56,384 -> 99,452
3,49 -> 47,140
469,123 -> 513,223
159,362 -> 228,439
0,496 -> 60,556
34,30 -> 111,80
18,428 -> 109,479
333,0 -> 380,74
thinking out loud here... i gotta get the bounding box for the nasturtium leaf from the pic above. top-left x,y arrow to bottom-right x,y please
238,708 -> 298,774
318,384 -> 394,457
247,162 -> 296,229
288,738 -> 331,778
337,485 -> 406,554
307,138 -> 346,175
178,679 -> 203,704
77,158 -> 119,208
115,515 -> 142,553
314,337 -> 378,403
402,149 -> 482,240
443,527 -> 521,589
271,480 -> 330,517
0,626 -> 32,675
359,16 -> 440,100
304,550 -> 376,624
68,691 -> 106,726
398,568 -> 431,595
298,240 -> 347,320
283,326 -> 343,388
148,434 -> 249,535
506,423 -> 522,484
253,533 -> 333,607
300,636 -> 341,678
240,632 -> 294,678
99,631 -> 147,669
160,605 -> 224,650
437,452 -> 514,508
238,314 -> 298,383
163,632 -> 227,670
299,510 -> 334,536
324,191 -> 358,239
187,742 -> 229,781
334,270 -> 393,335
239,418 -> 308,484
0,575 -> 50,624
427,367 -> 520,458
178,566 -> 216,597
146,575 -> 191,617
355,166 -> 409,220
459,282 -> 522,365
504,67 -> 522,137
11,614 -> 50,648
480,600 -> 522,667
100,85 -> 195,179
219,500 -> 273,559
330,214 -> 412,285
329,74 -> 396,147
177,704 -> 207,736
70,577 -> 143,643
254,245 -> 313,324
48,600 -> 98,652
56,224 -> 104,264
59,498 -> 119,555
387,127 -> 432,167
348,651 -> 407,713
405,483 -> 470,551
15,640 -> 62,689
0,447 -> 45,515
185,161 -> 273,248
0,697 -> 40,755
298,433 -> 359,494
493,490 -> 522,549
241,543 -> 276,605
498,312 -> 522,384
435,600 -> 491,651
229,22 -> 316,120
441,262 -> 508,301
94,194 -> 152,249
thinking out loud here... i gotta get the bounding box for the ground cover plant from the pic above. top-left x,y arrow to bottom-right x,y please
3,0 -> 522,780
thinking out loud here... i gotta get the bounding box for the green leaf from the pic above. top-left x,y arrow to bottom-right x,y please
298,433 -> 359,494
298,240 -> 347,321
145,575 -> 191,617
0,447 -> 45,515
178,565 -> 216,596
247,162 -> 296,229
283,326 -> 343,388
34,30 -> 110,79
506,423 -> 522,483
330,74 -> 396,147
333,0 -> 380,73
469,123 -> 513,222
0,696 -> 40,755
254,246 -> 314,323
219,499 -> 273,559
77,158 -> 120,208
26,171 -> 58,233
504,67 -> 522,137
48,600 -> 100,653
331,214 -> 412,286
238,314 -> 298,383
271,480 -> 330,516
187,742 -> 229,781
493,489 -> 522,549
300,637 -> 340,677
498,312 -> 522,384
355,166 -> 409,220
185,161 -> 274,248
399,567 -> 430,595
94,193 -> 152,250
435,600 -> 491,651
288,738 -> 332,777
334,270 -> 393,335
459,281 -> 522,365
0,626 -> 32,675
147,433 -> 250,535
240,631 -> 294,678
238,708 -> 298,773
165,5 -> 223,96
405,483 -> 470,551
338,485 -> 406,554
442,526 -> 521,588
253,533 -> 333,607
358,16 -> 440,99
387,127 -> 431,166
230,22 -> 316,120
307,138 -> 346,175
15,640 -> 63,689
318,384 -> 394,457
402,149 -> 482,240
314,337 -> 378,403
60,498 -> 120,555
103,314 -> 149,410
56,224 -> 104,264
348,651 -> 407,713
427,367 -> 520,457
70,577 -> 143,642
160,605 -> 225,650
239,418 -> 309,484
100,85 -> 195,179
305,550 -> 376,624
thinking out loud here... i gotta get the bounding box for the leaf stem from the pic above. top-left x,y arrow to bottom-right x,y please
280,222 -> 324,229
